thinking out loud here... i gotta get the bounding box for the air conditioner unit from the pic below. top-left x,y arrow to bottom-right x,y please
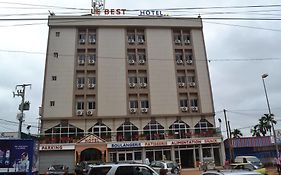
176,59 -> 183,65
88,83 -> 95,89
189,82 -> 196,87
89,39 -> 96,44
175,39 -> 181,44
141,108 -> 148,113
184,39 -> 191,45
79,39 -> 85,44
138,39 -> 144,44
77,84 -> 84,89
88,59 -> 95,64
128,59 -> 135,65
140,83 -> 147,88
130,108 -> 137,113
87,109 -> 94,116
191,106 -> 199,112
129,82 -> 136,88
76,110 -> 84,116
139,59 -> 145,64
78,59 -> 85,65
178,82 -> 185,87
128,39 -> 135,43
180,107 -> 188,112
186,60 -> 193,64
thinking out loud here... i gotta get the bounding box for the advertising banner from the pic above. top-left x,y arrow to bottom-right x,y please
0,139 -> 34,174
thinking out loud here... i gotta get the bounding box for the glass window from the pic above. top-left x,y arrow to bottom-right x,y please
88,101 -> 95,110
128,77 -> 137,83
115,166 -> 134,175
129,100 -> 138,108
177,76 -> 186,83
88,167 -> 111,175
55,32 -> 60,37
88,34 -> 96,44
180,99 -> 188,107
143,120 -> 164,140
139,77 -> 147,84
52,76 -> 57,81
117,121 -> 138,141
50,101 -> 55,106
190,99 -> 198,107
88,77 -> 96,85
79,33 -> 86,44
53,52 -> 58,58
169,120 -> 190,139
141,100 -> 149,108
77,101 -> 84,110
77,77 -> 85,85
88,122 -> 111,140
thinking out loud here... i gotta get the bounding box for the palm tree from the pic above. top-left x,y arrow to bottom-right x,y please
231,129 -> 243,138
261,114 -> 277,135
258,118 -> 268,136
251,125 -> 261,137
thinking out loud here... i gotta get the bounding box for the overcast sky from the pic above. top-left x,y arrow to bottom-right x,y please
0,0 -> 280,138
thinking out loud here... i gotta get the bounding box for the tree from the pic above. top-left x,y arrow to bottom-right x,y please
261,114 -> 277,135
257,117 -> 268,136
231,129 -> 243,138
251,125 -> 261,137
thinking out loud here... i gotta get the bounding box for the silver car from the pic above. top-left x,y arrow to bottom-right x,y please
201,170 -> 262,175
87,163 -> 159,175
150,161 -> 180,175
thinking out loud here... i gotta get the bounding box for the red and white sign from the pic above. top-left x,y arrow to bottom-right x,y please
39,144 -> 74,151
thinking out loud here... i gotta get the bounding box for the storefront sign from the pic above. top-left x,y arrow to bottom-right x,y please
0,132 -> 18,139
91,9 -> 126,15
39,144 -> 75,151
139,10 -> 163,16
108,142 -> 141,148
144,141 -> 167,147
170,138 -> 220,146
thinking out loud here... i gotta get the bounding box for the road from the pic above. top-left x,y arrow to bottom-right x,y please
180,167 -> 279,175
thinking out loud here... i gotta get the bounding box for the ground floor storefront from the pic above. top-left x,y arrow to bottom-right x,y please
39,134 -> 225,174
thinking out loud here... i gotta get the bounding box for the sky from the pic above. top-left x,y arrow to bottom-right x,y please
0,0 -> 280,138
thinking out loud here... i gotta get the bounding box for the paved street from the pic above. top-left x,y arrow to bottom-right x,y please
180,167 -> 279,175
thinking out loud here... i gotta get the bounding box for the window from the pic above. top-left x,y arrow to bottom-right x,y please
77,101 -> 84,110
79,33 -> 86,44
187,76 -> 195,83
78,55 -> 86,65
128,53 -> 136,61
190,99 -> 198,107
138,53 -> 146,62
50,101 -> 55,106
53,52 -> 58,58
77,77 -> 85,85
174,34 -> 181,44
88,122 -> 111,140
139,77 -> 147,84
129,100 -> 138,108
128,34 -> 135,43
179,99 -> 188,107
52,76 -> 57,81
141,100 -> 149,108
143,120 -> 164,140
183,34 -> 191,45
88,101 -> 95,110
137,34 -> 145,43
88,77 -> 96,85
177,76 -> 186,83
169,120 -> 190,139
88,54 -> 96,64
128,77 -> 137,84
116,121 -> 138,141
88,34 -> 96,44
55,32 -> 60,37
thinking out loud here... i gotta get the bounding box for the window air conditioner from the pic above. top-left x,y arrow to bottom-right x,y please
76,110 -> 84,116
139,60 -> 145,64
130,108 -> 137,113
184,39 -> 191,45
79,39 -> 85,44
77,84 -> 84,89
89,39 -> 96,44
128,39 -> 135,43
87,109 -> 94,116
191,106 -> 199,112
129,82 -> 136,88
140,83 -> 147,88
189,82 -> 196,87
176,59 -> 183,65
186,60 -> 193,64
138,39 -> 144,44
88,59 -> 95,64
141,108 -> 148,113
88,83 -> 95,89
78,59 -> 85,65
128,59 -> 135,65
178,82 -> 185,87
175,39 -> 181,44
180,107 -> 188,112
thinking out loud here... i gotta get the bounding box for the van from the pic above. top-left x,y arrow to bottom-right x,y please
234,156 -> 263,167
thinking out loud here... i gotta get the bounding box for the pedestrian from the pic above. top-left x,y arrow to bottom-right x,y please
275,155 -> 281,174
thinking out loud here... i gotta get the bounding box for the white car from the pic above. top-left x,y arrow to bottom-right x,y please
201,170 -> 262,175
87,163 -> 159,175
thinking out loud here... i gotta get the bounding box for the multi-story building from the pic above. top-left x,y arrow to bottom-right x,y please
39,15 -> 224,173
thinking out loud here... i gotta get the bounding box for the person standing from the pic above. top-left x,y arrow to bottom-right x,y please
275,155 -> 281,174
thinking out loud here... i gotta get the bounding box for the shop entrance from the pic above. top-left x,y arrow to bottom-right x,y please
80,148 -> 102,162
180,150 -> 194,168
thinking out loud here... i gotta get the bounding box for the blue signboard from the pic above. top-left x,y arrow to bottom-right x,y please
0,139 -> 34,174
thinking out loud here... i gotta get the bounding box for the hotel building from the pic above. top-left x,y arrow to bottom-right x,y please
39,15 -> 224,173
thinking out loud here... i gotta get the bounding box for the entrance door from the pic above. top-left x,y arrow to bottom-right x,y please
180,150 -> 194,168
80,148 -> 102,162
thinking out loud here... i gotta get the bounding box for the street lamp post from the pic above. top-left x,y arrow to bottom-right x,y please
261,73 -> 279,157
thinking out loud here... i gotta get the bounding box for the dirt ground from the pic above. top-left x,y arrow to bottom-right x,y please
180,166 -> 279,175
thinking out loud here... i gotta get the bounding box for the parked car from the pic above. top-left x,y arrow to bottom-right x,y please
150,161 -> 180,175
230,162 -> 268,175
87,163 -> 159,175
201,170 -> 262,175
45,164 -> 68,175
75,161 -> 94,175
234,156 -> 263,167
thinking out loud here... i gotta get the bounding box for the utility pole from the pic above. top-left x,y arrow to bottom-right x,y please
13,84 -> 31,139
223,109 -> 232,162
228,120 -> 234,162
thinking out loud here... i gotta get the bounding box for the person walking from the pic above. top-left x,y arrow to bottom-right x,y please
275,155 -> 281,174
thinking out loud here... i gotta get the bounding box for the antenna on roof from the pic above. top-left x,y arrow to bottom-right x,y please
48,10 -> 55,16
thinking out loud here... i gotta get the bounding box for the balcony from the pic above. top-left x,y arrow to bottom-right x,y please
38,128 -> 221,144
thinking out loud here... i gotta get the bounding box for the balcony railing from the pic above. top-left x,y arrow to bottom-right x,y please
38,128 -> 221,144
